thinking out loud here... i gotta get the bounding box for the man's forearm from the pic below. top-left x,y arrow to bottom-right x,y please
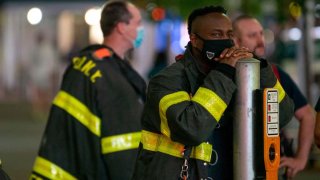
295,105 -> 315,163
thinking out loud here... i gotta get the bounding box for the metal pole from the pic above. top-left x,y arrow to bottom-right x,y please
303,0 -> 314,101
234,58 -> 260,180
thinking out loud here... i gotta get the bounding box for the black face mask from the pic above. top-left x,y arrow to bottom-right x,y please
195,34 -> 234,60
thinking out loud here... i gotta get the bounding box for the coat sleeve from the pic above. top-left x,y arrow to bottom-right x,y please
143,62 -> 237,146
260,62 -> 294,128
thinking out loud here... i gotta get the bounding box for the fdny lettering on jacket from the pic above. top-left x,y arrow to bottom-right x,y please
72,56 -> 102,83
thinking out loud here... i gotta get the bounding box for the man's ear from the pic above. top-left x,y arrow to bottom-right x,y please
233,37 -> 241,47
116,22 -> 127,35
189,33 -> 197,46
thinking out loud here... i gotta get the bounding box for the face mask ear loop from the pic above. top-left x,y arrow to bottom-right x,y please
192,33 -> 205,53
193,33 -> 205,41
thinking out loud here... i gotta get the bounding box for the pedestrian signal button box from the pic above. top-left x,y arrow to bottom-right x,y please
263,88 -> 280,180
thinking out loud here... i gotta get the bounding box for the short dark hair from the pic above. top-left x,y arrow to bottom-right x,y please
187,5 -> 227,35
100,1 -> 133,37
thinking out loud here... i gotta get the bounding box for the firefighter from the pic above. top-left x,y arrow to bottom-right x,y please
132,5 -> 294,179
30,1 -> 146,179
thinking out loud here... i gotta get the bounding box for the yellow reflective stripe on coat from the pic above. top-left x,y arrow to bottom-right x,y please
101,132 -> 141,154
192,87 -> 227,121
53,91 -> 101,136
141,130 -> 212,162
159,91 -> 190,138
32,156 -> 77,180
29,173 -> 43,180
273,80 -> 285,103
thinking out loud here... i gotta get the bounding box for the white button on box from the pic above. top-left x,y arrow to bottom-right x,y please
267,113 -> 279,123
267,91 -> 278,103
267,123 -> 279,135
267,102 -> 278,113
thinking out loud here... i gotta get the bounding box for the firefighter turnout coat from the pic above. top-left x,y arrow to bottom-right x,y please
132,44 -> 294,179
30,45 -> 146,179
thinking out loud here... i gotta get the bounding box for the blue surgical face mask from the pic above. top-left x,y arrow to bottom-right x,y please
133,26 -> 144,48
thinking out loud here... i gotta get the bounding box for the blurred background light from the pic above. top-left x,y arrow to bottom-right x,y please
85,7 -> 101,26
57,11 -> 74,55
27,7 -> 42,25
169,19 -> 183,54
314,26 -> 320,39
179,23 -> 189,50
89,25 -> 103,44
170,41 -> 182,54
151,7 -> 165,21
288,27 -> 302,41
289,2 -> 302,20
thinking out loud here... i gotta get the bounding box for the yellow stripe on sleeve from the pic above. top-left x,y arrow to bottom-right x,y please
32,156 -> 77,180
159,91 -> 190,138
192,87 -> 227,121
53,91 -> 101,136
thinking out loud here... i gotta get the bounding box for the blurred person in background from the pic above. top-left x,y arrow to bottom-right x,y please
315,97 -> 320,148
30,1 -> 146,179
132,5 -> 293,180
29,32 -> 58,120
233,15 -> 315,179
